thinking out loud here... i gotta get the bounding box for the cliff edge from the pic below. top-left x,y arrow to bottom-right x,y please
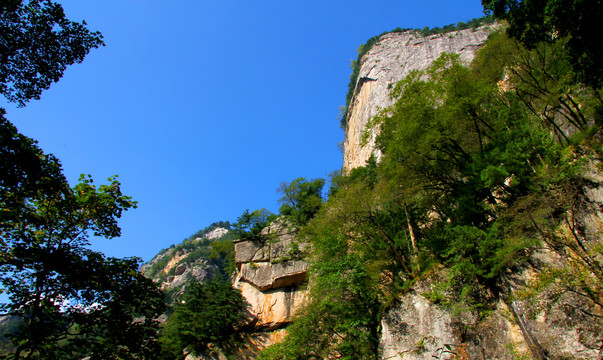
343,25 -> 496,171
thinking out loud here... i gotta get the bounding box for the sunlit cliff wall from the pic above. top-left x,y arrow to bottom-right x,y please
343,25 -> 495,172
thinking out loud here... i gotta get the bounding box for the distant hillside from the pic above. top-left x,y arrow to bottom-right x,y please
141,221 -> 235,300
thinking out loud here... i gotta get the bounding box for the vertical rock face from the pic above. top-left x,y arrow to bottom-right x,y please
380,258 -> 603,360
379,271 -> 529,360
233,219 -> 309,351
339,25 -> 603,360
343,26 -> 496,172
378,167 -> 603,360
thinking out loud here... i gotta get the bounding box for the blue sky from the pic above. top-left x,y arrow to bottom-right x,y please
1,0 -> 486,262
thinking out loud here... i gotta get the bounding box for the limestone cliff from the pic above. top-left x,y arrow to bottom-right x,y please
343,25 -> 496,171
146,22 -> 602,360
142,218 -> 307,359
184,219 -> 308,360
232,219 -> 308,353
340,24 -> 602,359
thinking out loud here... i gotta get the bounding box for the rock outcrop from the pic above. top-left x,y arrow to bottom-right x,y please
380,258 -> 603,359
233,219 -> 308,341
343,25 -> 496,172
378,165 -> 603,359
142,220 -> 308,358
379,270 -> 529,360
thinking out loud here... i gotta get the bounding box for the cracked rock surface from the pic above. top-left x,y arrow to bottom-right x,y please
233,218 -> 308,332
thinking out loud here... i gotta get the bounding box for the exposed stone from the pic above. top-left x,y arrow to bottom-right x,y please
203,227 -> 229,240
380,251 -> 603,360
271,261 -> 307,289
379,272 -> 526,360
343,25 -> 497,172
239,259 -> 307,291
234,280 -> 307,331
234,239 -> 270,264
260,219 -> 298,242
167,261 -> 210,292
240,262 -> 274,291
174,264 -> 187,276
232,218 -> 309,339
235,219 -> 305,265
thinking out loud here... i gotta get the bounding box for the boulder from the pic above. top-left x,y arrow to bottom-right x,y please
234,239 -> 270,264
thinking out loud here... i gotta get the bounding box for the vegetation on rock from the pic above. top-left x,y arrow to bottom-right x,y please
260,26 -> 602,359
143,221 -> 236,285
482,0 -> 602,89
232,208 -> 277,240
340,15 -> 497,129
2,0 -> 601,358
277,177 -> 325,227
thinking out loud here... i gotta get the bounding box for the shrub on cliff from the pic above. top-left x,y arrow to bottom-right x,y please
277,177 -> 325,226
232,208 -> 276,240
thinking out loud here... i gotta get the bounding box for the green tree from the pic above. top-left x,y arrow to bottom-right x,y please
0,113 -> 165,359
0,0 -> 104,106
264,27 -> 601,359
232,208 -> 275,240
277,177 -> 325,226
160,277 -> 246,358
0,3 -> 165,358
482,0 -> 602,89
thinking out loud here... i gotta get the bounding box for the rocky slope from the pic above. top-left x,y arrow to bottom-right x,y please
148,23 -> 602,359
141,226 -> 230,298
343,25 -> 496,172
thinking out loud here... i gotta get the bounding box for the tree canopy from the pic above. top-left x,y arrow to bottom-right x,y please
0,0 -> 104,106
159,276 -> 246,359
0,2 -> 165,358
277,177 -> 325,226
0,111 -> 165,359
232,208 -> 276,240
260,29 -> 602,359
482,0 -> 602,89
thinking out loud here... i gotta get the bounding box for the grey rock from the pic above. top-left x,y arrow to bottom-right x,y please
240,262 -> 274,291
271,261 -> 307,289
239,260 -> 308,291
343,25 -> 498,172
234,239 -> 270,264
380,271 -> 523,360
174,264 -> 187,276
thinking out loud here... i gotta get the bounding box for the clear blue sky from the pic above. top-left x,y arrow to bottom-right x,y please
1,0 -> 486,262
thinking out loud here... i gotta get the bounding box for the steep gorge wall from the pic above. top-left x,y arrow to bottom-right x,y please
343,25 -> 495,171
234,220 -> 308,332
340,25 -> 603,360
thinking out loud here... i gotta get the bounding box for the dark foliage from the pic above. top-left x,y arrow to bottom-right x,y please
482,0 -> 602,89
0,112 -> 164,359
0,0 -> 104,105
159,276 -> 246,358
278,177 -> 325,226
232,208 -> 276,240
